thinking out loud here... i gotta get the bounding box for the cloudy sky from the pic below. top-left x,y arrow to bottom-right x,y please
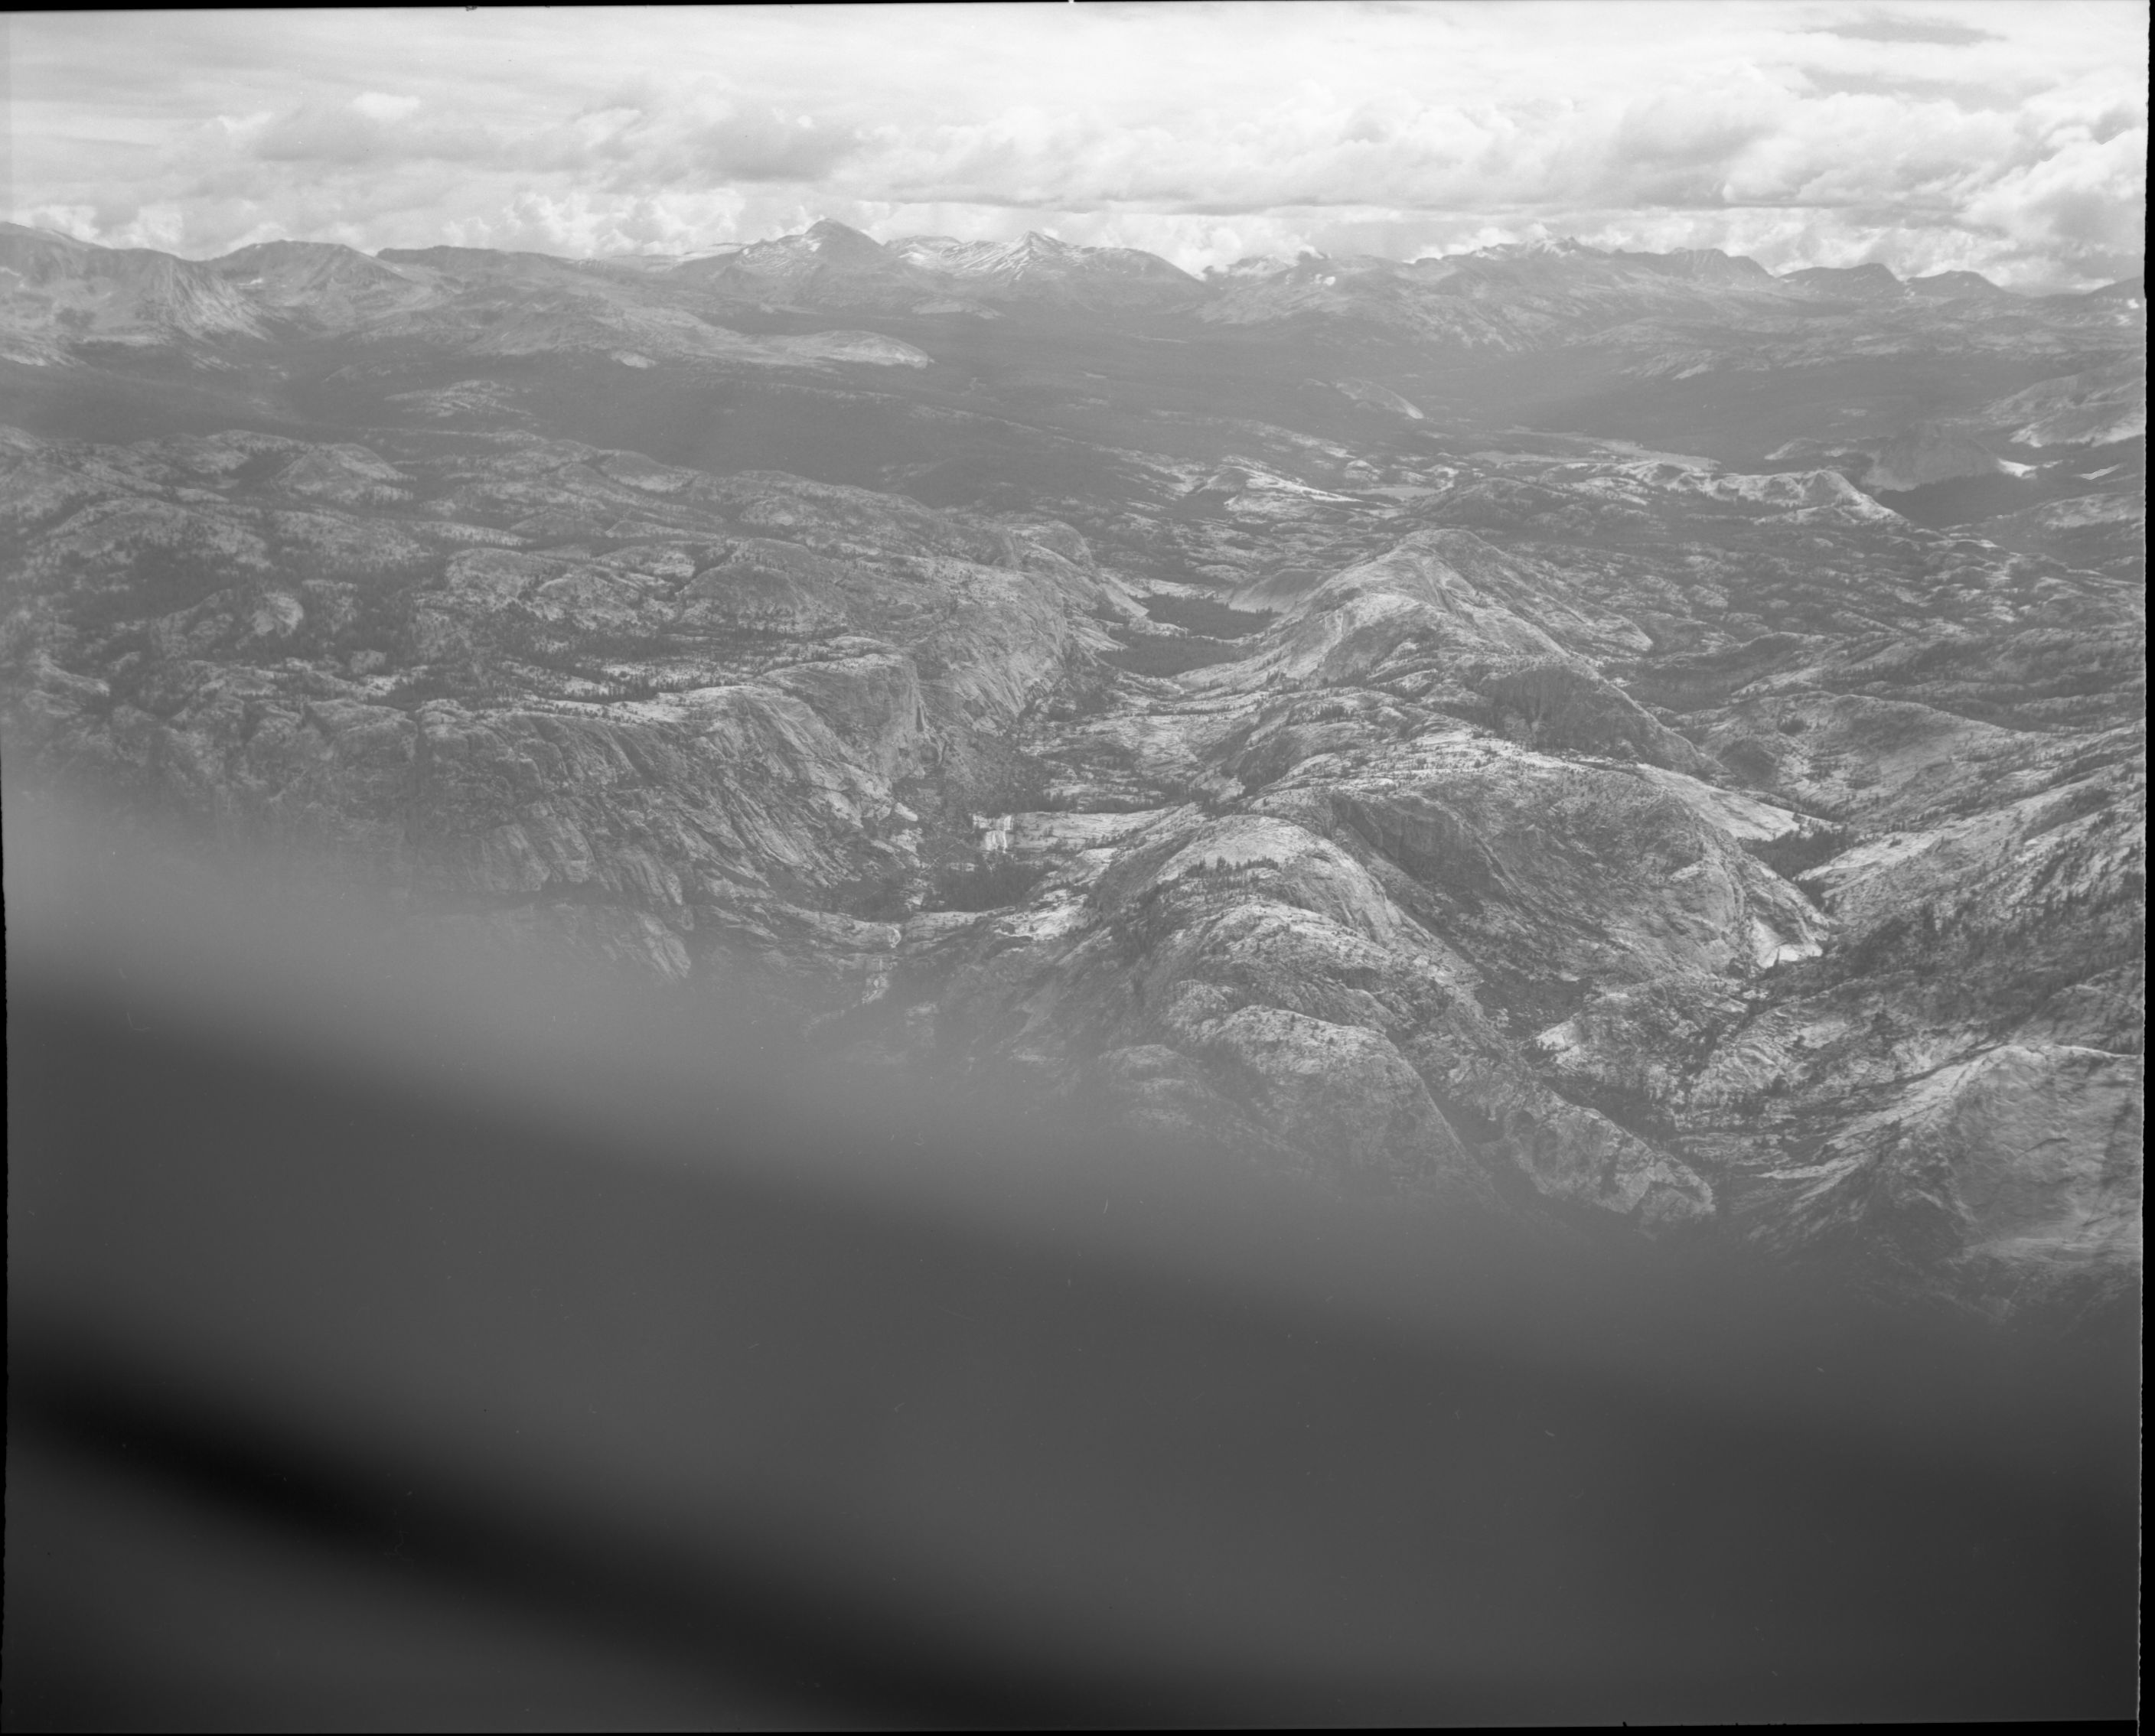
5,2 -> 2144,288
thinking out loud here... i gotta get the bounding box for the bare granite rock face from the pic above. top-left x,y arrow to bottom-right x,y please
2,225 -> 2141,1313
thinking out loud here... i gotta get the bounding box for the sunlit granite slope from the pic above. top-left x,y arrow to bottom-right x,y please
2,223 -> 2141,1313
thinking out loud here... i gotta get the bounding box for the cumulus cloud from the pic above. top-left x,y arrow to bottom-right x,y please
249,99 -> 492,166
5,2 -> 2144,288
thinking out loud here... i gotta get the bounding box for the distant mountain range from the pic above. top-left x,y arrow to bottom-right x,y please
5,218 -> 2138,353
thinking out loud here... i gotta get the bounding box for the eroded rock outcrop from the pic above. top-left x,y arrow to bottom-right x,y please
2,328 -> 2140,1311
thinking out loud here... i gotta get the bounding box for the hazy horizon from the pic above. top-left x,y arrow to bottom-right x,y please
10,210 -> 2144,292
6,2 -> 2147,291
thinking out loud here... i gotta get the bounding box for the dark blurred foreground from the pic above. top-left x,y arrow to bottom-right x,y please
5,787 -> 2141,1729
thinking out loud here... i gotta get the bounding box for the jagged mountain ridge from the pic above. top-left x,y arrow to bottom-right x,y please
8,217 -> 2139,345
7,217 -> 2140,533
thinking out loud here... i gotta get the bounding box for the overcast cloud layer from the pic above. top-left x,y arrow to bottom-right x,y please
5,2 -> 2145,288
